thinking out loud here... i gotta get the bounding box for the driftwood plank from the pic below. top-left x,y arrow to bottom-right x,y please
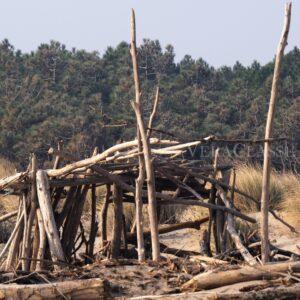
36,170 -> 65,265
0,278 -> 107,299
181,261 -> 300,291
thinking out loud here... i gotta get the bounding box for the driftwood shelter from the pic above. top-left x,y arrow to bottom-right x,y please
0,3 -> 299,299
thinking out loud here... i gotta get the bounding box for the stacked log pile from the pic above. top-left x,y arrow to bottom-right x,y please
0,3 -> 298,298
0,134 -> 296,272
0,3 -> 297,274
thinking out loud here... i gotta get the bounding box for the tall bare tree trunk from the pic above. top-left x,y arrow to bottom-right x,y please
132,101 -> 160,261
130,9 -> 146,261
260,2 -> 291,264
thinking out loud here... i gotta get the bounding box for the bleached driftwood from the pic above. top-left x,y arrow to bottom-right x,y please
260,2 -> 292,263
181,261 -> 300,291
217,186 -> 257,266
0,278 -> 107,299
36,170 -> 65,265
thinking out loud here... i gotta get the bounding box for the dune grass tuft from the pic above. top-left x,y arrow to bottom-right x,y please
234,165 -> 285,212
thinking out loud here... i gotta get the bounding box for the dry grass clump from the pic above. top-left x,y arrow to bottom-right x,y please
0,157 -> 19,242
234,165 -> 285,212
0,157 -> 17,179
0,157 -> 19,213
280,173 -> 300,228
234,164 -> 300,229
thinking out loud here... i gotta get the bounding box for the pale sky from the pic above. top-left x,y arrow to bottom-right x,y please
0,0 -> 299,67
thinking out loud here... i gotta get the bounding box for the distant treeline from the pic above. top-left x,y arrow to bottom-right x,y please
0,39 -> 298,170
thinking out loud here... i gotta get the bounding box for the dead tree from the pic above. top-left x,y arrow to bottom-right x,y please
260,2 -> 292,263
130,9 -> 146,262
132,101 -> 160,261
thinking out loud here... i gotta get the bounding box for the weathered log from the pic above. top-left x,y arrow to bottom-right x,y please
135,283 -> 300,299
36,170 -> 65,265
181,261 -> 300,291
0,278 -> 108,299
0,171 -> 28,191
260,3 -> 292,263
46,138 -> 177,177
157,137 -> 214,153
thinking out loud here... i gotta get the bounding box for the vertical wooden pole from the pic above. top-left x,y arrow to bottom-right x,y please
130,9 -> 146,261
88,183 -> 98,259
100,184 -> 111,247
22,154 -> 38,271
147,86 -> 160,139
110,183 -> 123,258
4,203 -> 24,271
260,2 -> 291,264
35,208 -> 46,271
208,148 -> 219,255
131,101 -> 160,261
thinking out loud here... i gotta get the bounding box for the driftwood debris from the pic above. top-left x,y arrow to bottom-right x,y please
181,261 -> 300,291
0,6 -> 296,300
0,278 -> 107,299
0,131 -> 294,269
0,132 -> 276,269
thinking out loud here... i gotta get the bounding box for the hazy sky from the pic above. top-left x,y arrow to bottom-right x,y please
0,0 -> 299,67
